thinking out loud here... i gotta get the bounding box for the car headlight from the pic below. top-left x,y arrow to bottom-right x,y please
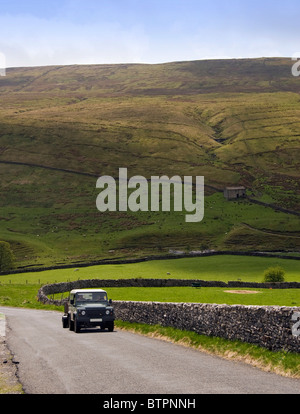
106,310 -> 111,315
80,310 -> 86,316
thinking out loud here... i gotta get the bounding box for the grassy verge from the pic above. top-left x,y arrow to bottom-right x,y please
115,320 -> 300,379
0,372 -> 24,394
0,314 -> 23,394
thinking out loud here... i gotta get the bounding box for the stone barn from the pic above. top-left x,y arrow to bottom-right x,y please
224,186 -> 246,200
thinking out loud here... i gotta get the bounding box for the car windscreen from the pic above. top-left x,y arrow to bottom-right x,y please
75,292 -> 107,304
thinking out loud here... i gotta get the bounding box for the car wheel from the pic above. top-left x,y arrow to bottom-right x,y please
62,315 -> 69,328
74,317 -> 81,333
107,322 -> 114,332
69,316 -> 74,331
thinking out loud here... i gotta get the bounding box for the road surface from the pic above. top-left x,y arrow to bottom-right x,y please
1,307 -> 299,394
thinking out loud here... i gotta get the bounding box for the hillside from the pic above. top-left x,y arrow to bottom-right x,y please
1,58 -> 300,269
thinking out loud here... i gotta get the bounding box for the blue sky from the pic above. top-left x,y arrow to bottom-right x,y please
0,0 -> 300,67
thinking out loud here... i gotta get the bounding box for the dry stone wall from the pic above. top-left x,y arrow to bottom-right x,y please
113,301 -> 300,353
37,279 -> 300,353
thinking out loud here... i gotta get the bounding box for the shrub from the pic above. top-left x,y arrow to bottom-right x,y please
263,266 -> 285,283
0,241 -> 15,272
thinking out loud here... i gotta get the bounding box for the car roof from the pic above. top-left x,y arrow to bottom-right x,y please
70,289 -> 107,294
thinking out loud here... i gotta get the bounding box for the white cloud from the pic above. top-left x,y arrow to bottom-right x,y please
0,7 -> 299,68
0,13 -> 150,67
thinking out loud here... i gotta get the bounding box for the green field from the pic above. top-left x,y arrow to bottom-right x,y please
0,255 -> 299,309
87,286 -> 300,307
1,189 -> 300,269
2,284 -> 300,310
1,254 -> 300,283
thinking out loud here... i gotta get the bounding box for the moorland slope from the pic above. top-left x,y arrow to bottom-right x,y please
1,58 -> 300,268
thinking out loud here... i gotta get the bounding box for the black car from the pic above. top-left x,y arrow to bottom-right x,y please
62,289 -> 115,333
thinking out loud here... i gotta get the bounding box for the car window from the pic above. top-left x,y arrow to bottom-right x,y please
75,292 -> 107,303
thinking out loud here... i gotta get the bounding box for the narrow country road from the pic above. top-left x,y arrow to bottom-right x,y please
1,307 -> 299,395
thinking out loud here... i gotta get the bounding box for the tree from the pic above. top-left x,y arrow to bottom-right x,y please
263,266 -> 285,283
0,241 -> 15,272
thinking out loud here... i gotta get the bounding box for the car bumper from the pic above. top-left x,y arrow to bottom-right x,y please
76,315 -> 115,326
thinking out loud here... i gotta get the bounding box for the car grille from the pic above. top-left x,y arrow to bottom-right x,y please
86,309 -> 104,318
